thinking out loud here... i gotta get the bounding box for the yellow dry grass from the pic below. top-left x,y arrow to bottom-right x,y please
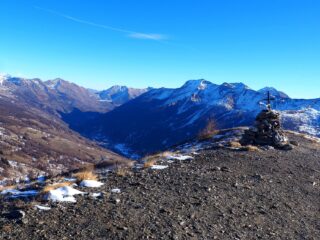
42,182 -> 73,193
73,170 -> 98,181
143,159 -> 156,168
244,145 -> 260,152
115,167 -> 130,177
0,185 -> 16,191
228,141 -> 242,148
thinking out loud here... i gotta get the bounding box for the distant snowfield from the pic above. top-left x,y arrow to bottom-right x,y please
281,108 -> 320,136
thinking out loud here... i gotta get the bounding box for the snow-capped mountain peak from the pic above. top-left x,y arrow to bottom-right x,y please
0,73 -> 10,85
258,87 -> 290,99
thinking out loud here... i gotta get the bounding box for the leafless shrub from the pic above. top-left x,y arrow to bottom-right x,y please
198,119 -> 218,140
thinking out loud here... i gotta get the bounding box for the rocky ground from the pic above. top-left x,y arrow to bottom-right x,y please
0,133 -> 319,240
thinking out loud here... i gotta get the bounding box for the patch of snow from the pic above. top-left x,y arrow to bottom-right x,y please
91,192 -> 103,198
133,163 -> 144,169
79,180 -> 104,188
151,165 -> 169,170
37,175 -> 46,182
111,188 -> 121,193
1,189 -> 38,198
64,177 -> 77,182
0,73 -> 10,86
281,108 -> 320,137
167,155 -> 194,161
35,205 -> 51,211
46,186 -> 84,202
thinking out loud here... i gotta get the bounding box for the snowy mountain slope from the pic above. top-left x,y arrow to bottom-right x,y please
62,79 -> 320,157
97,85 -> 150,106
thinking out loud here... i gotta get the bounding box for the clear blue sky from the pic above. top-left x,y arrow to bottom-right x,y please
0,0 -> 319,98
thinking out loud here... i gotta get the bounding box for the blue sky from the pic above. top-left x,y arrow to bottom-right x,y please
0,0 -> 319,98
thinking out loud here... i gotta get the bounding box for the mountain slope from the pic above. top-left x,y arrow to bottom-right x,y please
62,80 -> 320,157
0,94 -> 129,181
0,75 -> 132,180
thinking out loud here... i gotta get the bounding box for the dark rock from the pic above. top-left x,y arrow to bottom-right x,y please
290,141 -> 299,146
220,166 -> 231,172
4,210 -> 25,220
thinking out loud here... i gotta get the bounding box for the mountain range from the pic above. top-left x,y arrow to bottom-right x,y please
1,74 -> 320,160
61,79 -> 320,158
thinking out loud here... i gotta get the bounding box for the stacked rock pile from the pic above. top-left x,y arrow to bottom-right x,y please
241,109 -> 293,150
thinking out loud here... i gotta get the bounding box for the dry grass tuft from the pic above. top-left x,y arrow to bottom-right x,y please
228,141 -> 242,148
0,185 -> 16,191
42,182 -> 73,193
115,167 -> 131,177
73,170 -> 98,181
1,224 -> 13,233
243,145 -> 260,152
160,151 -> 175,158
143,158 -> 157,168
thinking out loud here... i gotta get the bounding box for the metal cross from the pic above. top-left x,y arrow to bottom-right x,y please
264,91 -> 275,111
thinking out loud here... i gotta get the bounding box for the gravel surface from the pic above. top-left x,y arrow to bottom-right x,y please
1,134 -> 320,240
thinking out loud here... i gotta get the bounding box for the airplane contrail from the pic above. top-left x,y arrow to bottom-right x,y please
34,6 -> 168,41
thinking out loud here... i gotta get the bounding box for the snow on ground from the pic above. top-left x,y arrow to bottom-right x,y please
111,188 -> 121,193
37,176 -> 46,183
79,180 -> 104,188
64,177 -> 77,182
91,192 -> 103,198
35,205 -> 51,211
133,164 -> 144,169
281,108 -> 320,137
1,189 -> 38,198
46,186 -> 84,203
151,165 -> 169,170
167,155 -> 194,161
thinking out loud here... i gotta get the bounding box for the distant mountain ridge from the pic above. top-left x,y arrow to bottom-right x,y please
62,79 -> 320,157
0,75 -> 149,113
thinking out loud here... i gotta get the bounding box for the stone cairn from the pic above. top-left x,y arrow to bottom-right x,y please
241,92 -> 292,150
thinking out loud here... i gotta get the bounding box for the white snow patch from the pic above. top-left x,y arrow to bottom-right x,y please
37,175 -> 46,182
35,205 -> 51,211
167,155 -> 194,161
46,186 -> 84,202
91,192 -> 103,198
151,165 -> 169,170
79,180 -> 104,188
133,163 -> 144,169
1,189 -> 38,198
64,177 -> 77,182
111,188 -> 121,193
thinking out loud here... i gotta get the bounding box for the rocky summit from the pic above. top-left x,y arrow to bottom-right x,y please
0,131 -> 319,240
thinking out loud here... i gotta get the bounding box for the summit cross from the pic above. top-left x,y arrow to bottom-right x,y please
264,91 -> 275,111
